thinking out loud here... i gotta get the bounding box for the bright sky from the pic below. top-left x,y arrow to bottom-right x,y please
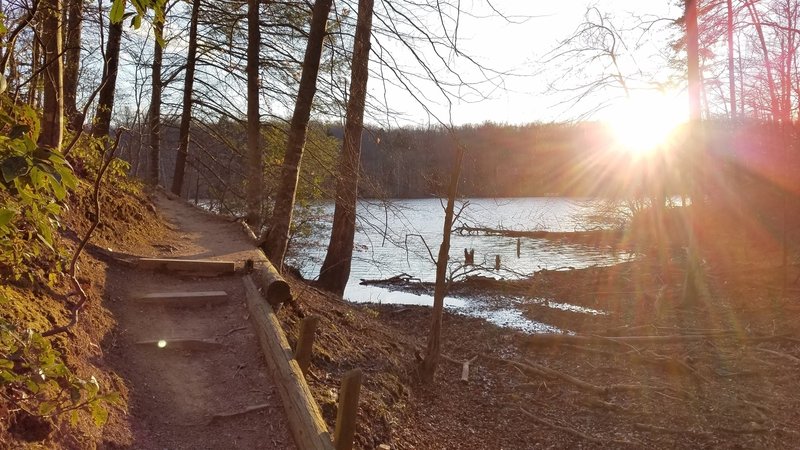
375,0 -> 683,126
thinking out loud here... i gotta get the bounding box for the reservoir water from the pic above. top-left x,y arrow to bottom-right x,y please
290,197 -> 631,333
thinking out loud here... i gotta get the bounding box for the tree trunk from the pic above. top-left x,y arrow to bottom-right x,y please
63,0 -> 83,131
264,0 -> 333,268
148,8 -> 165,185
726,0 -> 736,120
38,0 -> 63,151
28,27 -> 41,108
682,0 -> 701,304
171,0 -> 201,196
317,0 -> 373,296
420,143 -> 465,384
245,0 -> 263,227
92,0 -> 125,140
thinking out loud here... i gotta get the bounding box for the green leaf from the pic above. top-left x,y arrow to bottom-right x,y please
110,0 -> 126,24
0,74 -> 6,94
101,391 -> 122,405
47,174 -> 67,201
9,124 -> 30,139
0,209 -> 14,228
90,401 -> 109,426
38,401 -> 57,416
131,14 -> 142,29
1,156 -> 29,183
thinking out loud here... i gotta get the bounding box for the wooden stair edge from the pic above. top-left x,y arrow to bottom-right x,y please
135,258 -> 237,274
134,291 -> 230,306
243,275 -> 333,450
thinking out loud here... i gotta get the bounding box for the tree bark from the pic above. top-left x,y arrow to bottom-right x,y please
63,0 -> 83,131
171,0 -> 201,196
92,0 -> 125,140
726,0 -> 736,120
245,0 -> 263,227
420,143 -> 465,384
264,0 -> 333,268
28,25 -> 41,108
38,0 -> 64,151
682,0 -> 701,304
317,0 -> 373,296
147,8 -> 165,185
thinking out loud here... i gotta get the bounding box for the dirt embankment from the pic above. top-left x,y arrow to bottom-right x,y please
7,184 -> 800,449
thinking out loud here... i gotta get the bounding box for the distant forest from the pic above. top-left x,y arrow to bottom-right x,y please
120,119 -> 797,204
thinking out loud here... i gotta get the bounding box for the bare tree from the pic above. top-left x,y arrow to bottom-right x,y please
92,0 -> 125,140
63,0 -> 82,130
147,1 -> 166,185
38,0 -> 63,150
170,0 -> 200,195
263,0 -> 334,267
244,0 -> 261,226
318,0 -> 374,295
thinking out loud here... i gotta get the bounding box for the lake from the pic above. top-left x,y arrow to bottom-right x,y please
290,197 -> 631,333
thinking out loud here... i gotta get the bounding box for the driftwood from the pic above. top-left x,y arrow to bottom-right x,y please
526,332 -> 743,347
519,408 -> 634,446
633,422 -> 713,438
453,225 -> 622,241
210,404 -> 270,422
359,273 -> 421,286
484,354 -> 652,395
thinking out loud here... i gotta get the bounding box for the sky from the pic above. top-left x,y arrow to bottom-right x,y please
373,0 -> 684,126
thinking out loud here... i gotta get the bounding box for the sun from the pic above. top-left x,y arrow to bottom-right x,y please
605,91 -> 687,155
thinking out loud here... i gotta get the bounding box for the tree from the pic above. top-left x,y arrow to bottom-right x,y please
682,0 -> 702,303
38,0 -> 63,150
92,0 -> 125,140
263,0 -> 333,268
244,0 -> 261,227
63,0 -> 83,131
420,139 -> 465,383
317,0 -> 373,295
170,0 -> 200,195
147,1 -> 166,185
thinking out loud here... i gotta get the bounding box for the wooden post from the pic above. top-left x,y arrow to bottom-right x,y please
333,368 -> 363,450
294,315 -> 320,378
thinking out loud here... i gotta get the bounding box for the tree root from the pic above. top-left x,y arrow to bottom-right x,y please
520,407 -> 635,446
483,354 -> 659,396
43,129 -> 126,338
633,422 -> 713,438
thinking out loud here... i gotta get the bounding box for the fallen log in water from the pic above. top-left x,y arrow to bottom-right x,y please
452,225 -> 623,241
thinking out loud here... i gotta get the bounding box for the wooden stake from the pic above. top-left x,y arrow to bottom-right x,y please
334,369 -> 363,450
295,315 -> 320,378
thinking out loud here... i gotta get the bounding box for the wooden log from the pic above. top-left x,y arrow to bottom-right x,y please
135,338 -> 221,350
295,315 -> 321,378
135,291 -> 229,307
526,332 -> 742,347
243,276 -> 333,450
251,259 -> 292,307
239,222 -> 292,307
334,369 -> 363,450
136,258 -> 236,275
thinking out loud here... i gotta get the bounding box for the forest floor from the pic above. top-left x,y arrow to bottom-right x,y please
279,207 -> 800,448
10,186 -> 799,449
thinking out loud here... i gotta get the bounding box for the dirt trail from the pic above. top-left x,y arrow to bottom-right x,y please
102,193 -> 296,449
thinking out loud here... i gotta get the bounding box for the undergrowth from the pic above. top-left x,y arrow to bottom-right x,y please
0,84 -> 129,442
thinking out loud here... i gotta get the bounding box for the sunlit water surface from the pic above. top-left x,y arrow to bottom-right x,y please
289,198 -> 629,333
